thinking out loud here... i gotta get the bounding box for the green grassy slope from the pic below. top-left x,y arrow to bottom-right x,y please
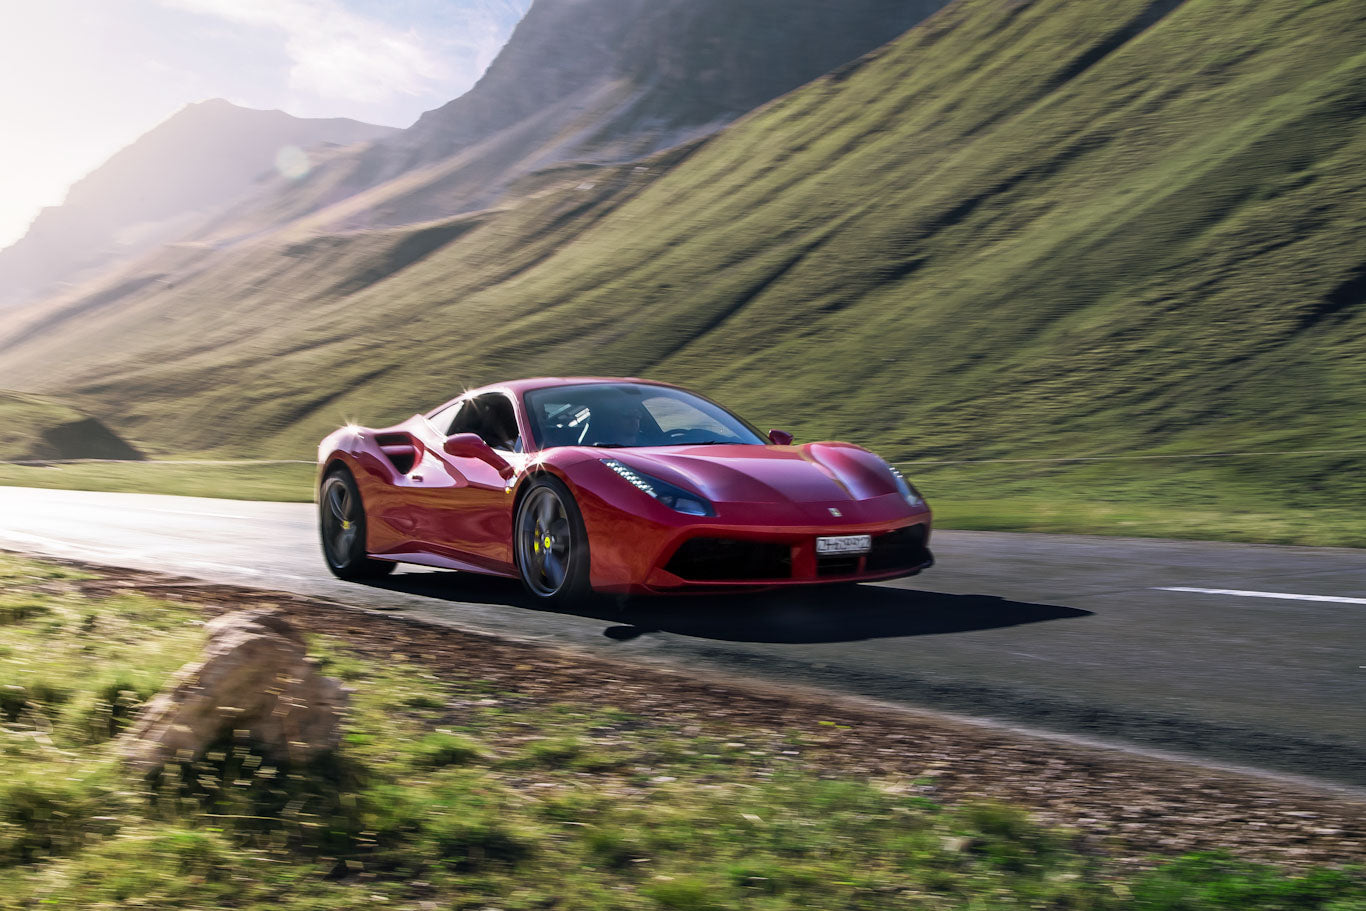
0,391 -> 142,461
1,0 -> 1364,540
0,392 -> 86,460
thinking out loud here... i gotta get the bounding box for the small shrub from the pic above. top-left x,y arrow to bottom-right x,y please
56,827 -> 236,906
643,876 -> 729,911
536,790 -> 608,823
584,825 -> 644,869
0,780 -> 116,865
514,735 -> 587,767
726,860 -> 791,894
160,740 -> 370,855
402,692 -> 448,710
82,678 -> 155,741
507,735 -> 619,771
409,732 -> 485,769
0,601 -> 49,626
1132,853 -> 1366,910
957,802 -> 1057,873
424,814 -> 534,871
0,681 -> 71,723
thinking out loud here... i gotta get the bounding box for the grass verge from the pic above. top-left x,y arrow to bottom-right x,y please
4,454 -> 1366,549
0,460 -> 315,502
912,453 -> 1366,548
0,552 -> 1363,909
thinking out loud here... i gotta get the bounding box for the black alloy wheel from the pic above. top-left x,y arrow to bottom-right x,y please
515,476 -> 591,604
319,468 -> 396,580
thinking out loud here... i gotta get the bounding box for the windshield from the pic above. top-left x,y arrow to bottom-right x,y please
524,383 -> 766,450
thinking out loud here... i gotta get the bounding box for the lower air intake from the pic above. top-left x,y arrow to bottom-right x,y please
866,524 -> 931,573
666,538 -> 793,581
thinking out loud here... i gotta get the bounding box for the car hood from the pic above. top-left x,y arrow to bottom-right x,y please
606,442 -> 899,505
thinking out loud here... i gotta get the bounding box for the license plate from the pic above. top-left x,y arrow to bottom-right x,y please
816,534 -> 871,556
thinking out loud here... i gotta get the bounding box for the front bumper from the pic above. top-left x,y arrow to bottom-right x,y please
642,522 -> 933,592
580,487 -> 933,594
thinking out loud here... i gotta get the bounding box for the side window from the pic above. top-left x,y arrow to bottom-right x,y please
446,400 -> 480,437
448,393 -> 521,452
427,400 -> 464,436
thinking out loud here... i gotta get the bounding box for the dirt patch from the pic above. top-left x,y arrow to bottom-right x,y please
70,561 -> 1366,872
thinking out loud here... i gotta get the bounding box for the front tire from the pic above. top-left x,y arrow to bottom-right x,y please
319,468 -> 396,581
515,476 -> 591,604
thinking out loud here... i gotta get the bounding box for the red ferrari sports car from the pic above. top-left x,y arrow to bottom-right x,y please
317,377 -> 932,602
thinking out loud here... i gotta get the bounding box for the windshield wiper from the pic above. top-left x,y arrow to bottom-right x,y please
589,442 -> 628,448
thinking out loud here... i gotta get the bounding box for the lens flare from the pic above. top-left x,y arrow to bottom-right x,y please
274,145 -> 310,180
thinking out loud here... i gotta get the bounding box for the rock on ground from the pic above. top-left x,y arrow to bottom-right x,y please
121,608 -> 346,773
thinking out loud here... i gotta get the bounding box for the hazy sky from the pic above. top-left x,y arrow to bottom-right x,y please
0,0 -> 533,248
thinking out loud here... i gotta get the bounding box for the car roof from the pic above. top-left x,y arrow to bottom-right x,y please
425,377 -> 687,417
469,376 -> 683,397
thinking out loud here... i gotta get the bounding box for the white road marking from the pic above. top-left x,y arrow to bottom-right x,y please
1157,586 -> 1366,605
129,507 -> 260,520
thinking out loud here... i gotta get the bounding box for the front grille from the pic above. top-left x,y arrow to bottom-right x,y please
666,538 -> 792,581
866,524 -> 931,573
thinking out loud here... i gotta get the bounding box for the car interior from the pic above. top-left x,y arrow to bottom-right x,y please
445,393 -> 522,452
529,386 -> 754,448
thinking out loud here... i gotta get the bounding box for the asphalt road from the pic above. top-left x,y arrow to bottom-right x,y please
1,485 -> 1363,787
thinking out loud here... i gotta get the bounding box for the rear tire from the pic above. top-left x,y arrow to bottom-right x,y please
514,475 -> 591,605
319,467 -> 396,581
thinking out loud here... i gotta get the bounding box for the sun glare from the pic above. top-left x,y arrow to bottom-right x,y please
274,145 -> 311,180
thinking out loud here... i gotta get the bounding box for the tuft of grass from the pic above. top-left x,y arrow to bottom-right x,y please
407,731 -> 486,769
79,678 -> 156,742
644,877 -> 728,911
423,813 -> 536,872
583,825 -> 646,869
1131,853 -> 1366,910
0,681 -> 71,723
504,734 -> 621,772
0,598 -> 49,626
957,802 -> 1061,875
0,778 -> 122,866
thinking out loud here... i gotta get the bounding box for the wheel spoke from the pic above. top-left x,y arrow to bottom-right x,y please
535,494 -> 556,530
327,486 -> 346,522
543,550 -> 564,586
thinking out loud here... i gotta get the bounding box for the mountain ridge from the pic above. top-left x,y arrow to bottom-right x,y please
186,0 -> 949,242
0,99 -> 396,307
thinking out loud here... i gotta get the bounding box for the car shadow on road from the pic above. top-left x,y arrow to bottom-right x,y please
363,572 -> 1092,645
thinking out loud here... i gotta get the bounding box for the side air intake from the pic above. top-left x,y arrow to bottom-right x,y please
375,433 -> 418,474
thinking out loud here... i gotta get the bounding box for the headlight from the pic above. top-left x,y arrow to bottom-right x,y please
602,459 -> 715,516
889,466 -> 925,508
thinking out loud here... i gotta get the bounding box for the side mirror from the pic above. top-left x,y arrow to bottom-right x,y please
767,429 -> 794,445
444,433 -> 514,479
